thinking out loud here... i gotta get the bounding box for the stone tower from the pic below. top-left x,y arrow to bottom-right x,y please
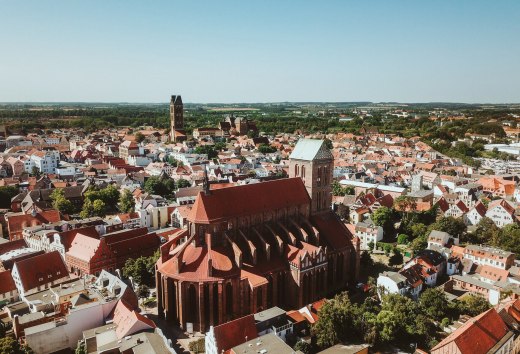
289,138 -> 334,215
170,95 -> 185,142
411,173 -> 423,193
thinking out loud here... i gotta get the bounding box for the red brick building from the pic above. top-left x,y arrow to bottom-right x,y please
66,227 -> 161,276
156,139 -> 360,332
6,210 -> 61,240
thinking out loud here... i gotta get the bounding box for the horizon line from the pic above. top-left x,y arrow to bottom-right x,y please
1,101 -> 520,106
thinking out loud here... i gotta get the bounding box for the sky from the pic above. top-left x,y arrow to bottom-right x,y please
1,0 -> 520,103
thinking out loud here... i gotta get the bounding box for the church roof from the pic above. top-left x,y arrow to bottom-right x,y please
289,138 -> 332,161
188,178 -> 310,224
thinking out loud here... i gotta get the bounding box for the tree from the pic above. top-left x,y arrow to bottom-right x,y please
388,248 -> 403,266
258,144 -> 277,154
410,235 -> 428,253
397,234 -> 408,244
0,336 -> 33,353
99,184 -> 120,206
195,145 -> 218,159
455,294 -> 491,317
144,176 -> 176,197
136,284 -> 150,299
312,292 -> 358,349
176,178 -> 191,189
0,185 -> 19,209
419,288 -> 450,321
468,217 -> 499,244
332,181 -> 354,196
188,338 -> 205,354
134,132 -> 145,143
360,251 -> 374,267
93,199 -> 106,217
31,166 -> 40,177
75,341 -> 86,354
293,340 -> 311,354
118,189 -> 135,213
494,223 -> 520,255
430,216 -> 467,239
214,142 -> 227,151
410,223 -> 428,240
50,188 -> 74,214
378,294 -> 419,345
80,198 -> 95,218
371,206 -> 395,232
123,252 -> 159,287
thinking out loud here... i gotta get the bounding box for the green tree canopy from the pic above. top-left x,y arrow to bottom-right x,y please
0,336 -> 33,353
312,293 -> 358,349
118,189 -> 135,213
419,288 -> 450,321
93,199 -> 106,217
430,216 -> 467,239
455,294 -> 491,317
492,223 -> 520,256
371,206 -> 396,232
195,145 -> 218,159
332,181 -> 354,196
50,188 -> 74,214
80,199 -> 95,219
176,178 -> 191,189
144,176 -> 176,197
258,144 -> 277,154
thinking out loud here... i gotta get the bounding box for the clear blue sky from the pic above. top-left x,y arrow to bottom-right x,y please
1,0 -> 520,103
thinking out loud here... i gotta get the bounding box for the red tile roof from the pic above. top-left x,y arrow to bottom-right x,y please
13,251 -> 69,293
431,308 -> 509,354
57,226 -> 100,251
212,314 -> 258,353
0,270 -> 16,294
7,210 -> 61,236
188,178 -> 310,224
311,212 -> 354,249
0,239 -> 28,256
113,300 -> 156,339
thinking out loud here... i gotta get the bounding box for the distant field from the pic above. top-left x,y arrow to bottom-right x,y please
207,107 -> 260,112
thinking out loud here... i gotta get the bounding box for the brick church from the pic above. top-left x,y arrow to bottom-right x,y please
155,138 -> 360,331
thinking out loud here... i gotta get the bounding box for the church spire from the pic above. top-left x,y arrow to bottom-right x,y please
203,164 -> 211,195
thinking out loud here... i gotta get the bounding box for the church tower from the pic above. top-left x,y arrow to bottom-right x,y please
170,95 -> 185,142
289,139 -> 334,215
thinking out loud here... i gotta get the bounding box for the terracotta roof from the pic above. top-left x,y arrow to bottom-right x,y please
113,300 -> 156,339
188,178 -> 310,224
431,308 -> 509,354
0,239 -> 28,256
57,226 -> 100,251
67,234 -> 101,262
311,212 -> 354,249
7,210 -> 61,235
0,270 -> 16,294
212,314 -> 258,353
13,251 -> 68,292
